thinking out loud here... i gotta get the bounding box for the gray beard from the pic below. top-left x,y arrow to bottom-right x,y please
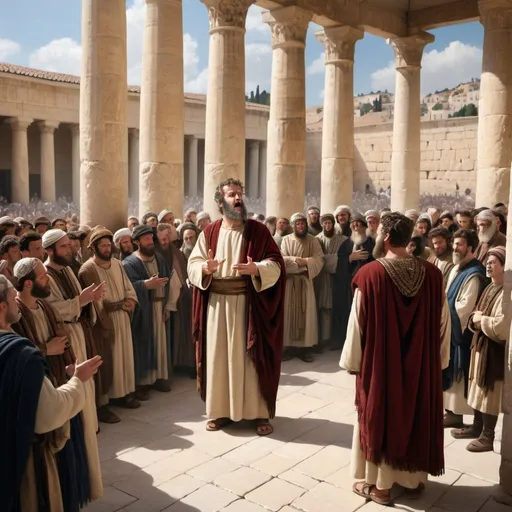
351,233 -> 367,246
479,224 -> 496,244
222,199 -> 248,222
366,228 -> 377,240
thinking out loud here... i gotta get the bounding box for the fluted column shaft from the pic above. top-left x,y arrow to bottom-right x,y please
80,0 -> 128,229
6,117 -> 33,204
390,32 -> 434,212
476,0 -> 512,206
317,26 -> 363,213
38,121 -> 59,202
70,124 -> 80,205
263,6 -> 311,218
139,0 -> 184,218
201,0 -> 252,218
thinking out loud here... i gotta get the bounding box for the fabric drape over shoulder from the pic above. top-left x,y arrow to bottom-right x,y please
0,332 -> 47,512
352,259 -> 445,476
192,219 -> 286,418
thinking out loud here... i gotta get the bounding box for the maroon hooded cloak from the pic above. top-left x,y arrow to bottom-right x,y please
192,219 -> 286,418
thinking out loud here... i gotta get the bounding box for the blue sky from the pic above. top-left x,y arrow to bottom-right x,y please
0,0 -> 484,106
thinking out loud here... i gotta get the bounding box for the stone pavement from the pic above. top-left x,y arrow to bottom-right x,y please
84,352 -> 507,512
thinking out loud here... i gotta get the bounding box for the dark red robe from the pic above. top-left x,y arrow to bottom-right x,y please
192,219 -> 286,418
352,259 -> 445,476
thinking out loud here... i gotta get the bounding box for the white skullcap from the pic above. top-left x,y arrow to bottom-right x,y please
477,209 -> 495,223
42,229 -> 67,249
158,210 -> 173,222
114,228 -> 132,245
365,210 -> 380,220
196,211 -> 210,222
405,209 -> 420,218
0,216 -> 14,225
13,257 -> 39,280
290,212 -> 307,224
334,205 -> 352,217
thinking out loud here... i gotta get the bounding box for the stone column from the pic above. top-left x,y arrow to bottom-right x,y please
6,117 -> 33,204
70,124 -> 80,205
187,135 -> 199,197
80,0 -> 128,229
258,141 -> 267,200
128,129 -> 140,203
263,6 -> 312,218
247,140 -> 260,198
317,26 -> 363,213
476,0 -> 512,207
201,0 -> 253,218
389,32 -> 434,213
139,0 -> 184,218
38,121 -> 59,202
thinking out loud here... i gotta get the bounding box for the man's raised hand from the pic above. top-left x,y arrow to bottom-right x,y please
232,256 -> 259,276
79,283 -> 97,306
201,249 -> 225,276
145,275 -> 169,289
66,355 -> 103,382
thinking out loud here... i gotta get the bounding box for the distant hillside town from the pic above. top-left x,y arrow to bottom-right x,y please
306,78 -> 481,131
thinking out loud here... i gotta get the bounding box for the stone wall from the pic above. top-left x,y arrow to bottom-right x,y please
306,117 -> 478,197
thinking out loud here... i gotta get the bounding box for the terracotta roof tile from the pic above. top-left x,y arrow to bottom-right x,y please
0,62 -> 269,111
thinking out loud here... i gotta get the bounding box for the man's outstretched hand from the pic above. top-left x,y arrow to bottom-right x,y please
202,249 -> 225,276
232,256 -> 259,276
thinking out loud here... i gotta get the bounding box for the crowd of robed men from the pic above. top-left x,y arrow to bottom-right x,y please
0,178 -> 509,509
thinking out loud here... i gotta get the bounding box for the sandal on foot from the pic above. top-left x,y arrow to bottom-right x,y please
206,418 -> 233,432
97,406 -> 121,424
352,482 -> 391,506
256,420 -> 273,436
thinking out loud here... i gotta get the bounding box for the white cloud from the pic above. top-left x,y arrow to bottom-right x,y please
370,41 -> 483,95
246,5 -> 269,34
307,52 -> 324,75
29,38 -> 81,74
0,38 -> 21,60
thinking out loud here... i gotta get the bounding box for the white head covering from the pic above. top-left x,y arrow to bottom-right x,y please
114,228 -> 132,245
334,205 -> 352,217
365,210 -> 380,220
42,229 -> 67,249
158,210 -> 173,222
290,212 -> 307,225
405,209 -> 420,219
0,274 -> 13,296
477,209 -> 495,223
196,211 -> 210,222
0,216 -> 14,225
13,257 -> 39,280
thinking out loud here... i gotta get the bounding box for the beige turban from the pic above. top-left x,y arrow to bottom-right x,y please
488,245 -> 506,265
42,229 -> 67,249
196,211 -> 210,222
0,216 -> 14,226
13,258 -> 39,280
88,227 -> 113,248
290,212 -> 307,225
334,205 -> 352,217
365,210 -> 380,220
114,228 -> 132,245
158,210 -> 173,222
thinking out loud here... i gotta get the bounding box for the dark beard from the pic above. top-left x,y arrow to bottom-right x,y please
139,245 -> 155,257
221,198 -> 247,221
294,229 -> 308,239
52,253 -> 72,266
96,251 -> 112,261
32,282 -> 51,299
323,228 -> 335,238
373,235 -> 386,259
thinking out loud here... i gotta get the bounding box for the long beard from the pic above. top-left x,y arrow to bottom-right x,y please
52,253 -> 72,266
373,235 -> 386,259
366,228 -> 377,240
453,249 -> 468,265
222,198 -> 247,221
351,233 -> 367,247
479,225 -> 496,244
96,251 -> 112,261
139,245 -> 155,257
323,228 -> 335,238
32,282 -> 51,299
294,229 -> 308,239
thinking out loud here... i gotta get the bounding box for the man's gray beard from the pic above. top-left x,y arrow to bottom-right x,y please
222,199 -> 248,221
323,228 -> 335,238
366,228 -> 377,240
452,249 -> 468,265
373,235 -> 386,259
479,224 -> 496,243
184,242 -> 195,250
351,233 -> 367,246
294,229 -> 308,239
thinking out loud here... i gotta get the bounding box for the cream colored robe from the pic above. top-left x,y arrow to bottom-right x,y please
44,264 -> 103,499
0,327 -> 86,511
136,255 -> 179,385
340,289 -> 451,491
188,224 -> 281,421
315,232 -> 346,342
281,234 -> 324,348
84,259 -> 138,398
443,265 -> 483,416
467,287 -> 509,415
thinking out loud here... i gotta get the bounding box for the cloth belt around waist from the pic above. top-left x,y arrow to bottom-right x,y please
210,278 -> 248,295
103,300 -> 126,313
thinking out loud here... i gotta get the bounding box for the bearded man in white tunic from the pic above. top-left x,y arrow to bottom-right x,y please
314,213 -> 345,348
188,179 -> 285,436
451,245 -> 509,451
79,227 -> 139,415
281,213 -> 324,362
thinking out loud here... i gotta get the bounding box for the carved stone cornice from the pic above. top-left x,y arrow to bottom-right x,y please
262,6 -> 312,49
389,32 -> 435,69
479,0 -> 512,29
201,0 -> 253,32
316,26 -> 364,64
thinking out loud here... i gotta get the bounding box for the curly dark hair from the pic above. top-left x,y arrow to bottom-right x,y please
0,235 -> 20,257
453,228 -> 479,252
379,212 -> 414,248
214,178 -> 244,209
19,232 -> 42,252
429,226 -> 451,242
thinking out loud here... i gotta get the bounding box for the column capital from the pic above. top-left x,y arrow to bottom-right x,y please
315,26 -> 364,63
5,117 -> 33,131
262,6 -> 312,49
479,0 -> 512,29
201,0 -> 253,32
38,120 -> 60,134
388,32 -> 435,69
